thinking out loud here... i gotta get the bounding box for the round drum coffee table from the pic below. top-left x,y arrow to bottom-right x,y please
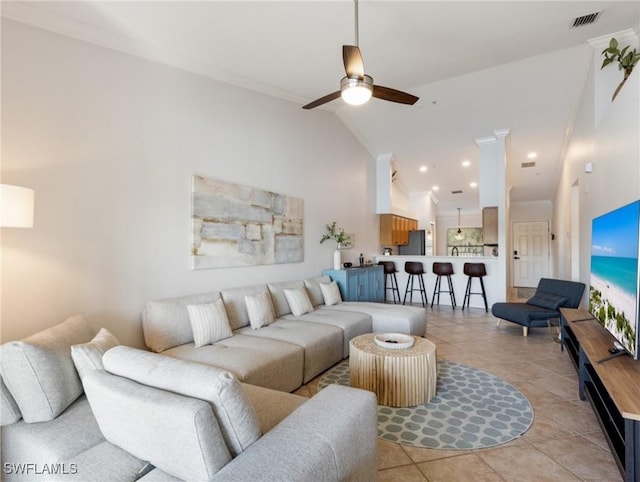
349,333 -> 437,407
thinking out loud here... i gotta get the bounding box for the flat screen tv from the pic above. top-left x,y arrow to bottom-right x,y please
589,199 -> 640,360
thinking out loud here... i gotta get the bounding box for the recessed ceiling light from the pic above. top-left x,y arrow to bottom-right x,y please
432,186 -> 439,191
419,166 -> 428,173
469,182 -> 478,188
462,160 -> 471,167
527,152 -> 537,159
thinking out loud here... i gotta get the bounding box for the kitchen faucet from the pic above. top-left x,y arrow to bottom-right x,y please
451,246 -> 459,256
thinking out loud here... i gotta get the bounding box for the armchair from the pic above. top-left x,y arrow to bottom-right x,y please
491,278 -> 585,336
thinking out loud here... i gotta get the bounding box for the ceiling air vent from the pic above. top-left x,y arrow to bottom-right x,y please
521,161 -> 536,168
451,190 -> 463,195
571,11 -> 601,28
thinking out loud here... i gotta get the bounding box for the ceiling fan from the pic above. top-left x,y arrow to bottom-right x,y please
302,0 -> 419,110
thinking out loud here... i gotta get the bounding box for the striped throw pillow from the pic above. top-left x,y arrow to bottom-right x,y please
187,299 -> 233,347
245,292 -> 275,330
283,287 -> 314,316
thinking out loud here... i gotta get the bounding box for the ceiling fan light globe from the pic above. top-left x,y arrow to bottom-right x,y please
340,76 -> 373,106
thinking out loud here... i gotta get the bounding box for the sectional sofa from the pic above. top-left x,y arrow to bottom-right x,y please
142,275 -> 427,392
1,274 -> 426,481
1,318 -> 378,481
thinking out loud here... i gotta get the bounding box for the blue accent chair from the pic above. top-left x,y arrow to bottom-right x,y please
491,278 -> 585,336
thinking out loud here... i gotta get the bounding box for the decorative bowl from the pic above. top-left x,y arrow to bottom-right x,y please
374,333 -> 414,350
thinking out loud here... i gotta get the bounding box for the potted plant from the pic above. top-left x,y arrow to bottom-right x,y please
320,222 -> 352,269
601,37 -> 640,101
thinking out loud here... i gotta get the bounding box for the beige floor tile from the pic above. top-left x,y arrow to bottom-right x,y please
377,439 -> 413,470
401,445 -> 472,463
520,413 -> 576,442
378,464 -> 428,482
533,435 -> 620,481
514,380 -> 565,406
580,430 -> 612,451
536,400 -> 599,434
479,445 -> 581,481
417,453 -> 504,481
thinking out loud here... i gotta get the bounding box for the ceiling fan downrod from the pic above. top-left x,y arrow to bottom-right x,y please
354,0 -> 359,47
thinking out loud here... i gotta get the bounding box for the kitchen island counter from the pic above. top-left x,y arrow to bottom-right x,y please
373,255 -> 502,308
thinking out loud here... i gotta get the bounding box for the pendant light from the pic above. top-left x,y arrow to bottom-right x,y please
454,208 -> 464,240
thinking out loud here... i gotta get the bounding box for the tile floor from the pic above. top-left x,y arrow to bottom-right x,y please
294,305 -> 621,482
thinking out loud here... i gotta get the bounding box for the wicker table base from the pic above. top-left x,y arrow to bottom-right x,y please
349,334 -> 437,407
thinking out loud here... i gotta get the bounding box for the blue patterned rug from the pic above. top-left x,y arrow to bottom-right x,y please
318,359 -> 533,450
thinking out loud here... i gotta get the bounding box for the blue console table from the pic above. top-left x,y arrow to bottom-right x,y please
322,266 -> 384,302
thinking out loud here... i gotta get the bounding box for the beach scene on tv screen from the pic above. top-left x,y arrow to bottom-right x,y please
589,201 -> 640,356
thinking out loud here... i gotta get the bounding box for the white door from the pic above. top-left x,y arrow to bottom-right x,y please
512,221 -> 550,287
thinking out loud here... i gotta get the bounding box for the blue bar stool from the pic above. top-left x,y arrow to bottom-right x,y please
378,261 -> 401,304
403,261 -> 428,307
462,262 -> 488,312
431,262 -> 456,309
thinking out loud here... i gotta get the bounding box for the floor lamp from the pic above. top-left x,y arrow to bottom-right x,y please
0,184 -> 35,228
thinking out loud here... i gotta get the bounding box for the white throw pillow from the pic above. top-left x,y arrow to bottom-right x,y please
320,281 -> 342,306
71,327 -> 120,379
187,300 -> 233,347
283,287 -> 314,316
245,292 -> 275,329
1,315 -> 95,423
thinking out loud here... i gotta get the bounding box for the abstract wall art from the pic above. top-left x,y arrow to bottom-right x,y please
191,175 -> 304,269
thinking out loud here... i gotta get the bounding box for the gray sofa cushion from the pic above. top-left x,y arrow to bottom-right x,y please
143,292 -> 222,352
1,395 -> 104,472
84,369 -> 232,481
211,384 -> 378,482
104,346 -> 261,457
162,334 -> 304,393
0,376 -> 21,426
71,327 -> 120,379
304,276 -> 332,307
283,309 -> 372,358
267,280 -> 306,317
0,315 -> 95,422
221,285 -> 270,330
241,383 -> 307,433
322,302 -> 427,336
49,441 -> 147,482
235,320 -> 343,383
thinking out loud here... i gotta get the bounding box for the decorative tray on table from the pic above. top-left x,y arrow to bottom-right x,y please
374,333 -> 414,350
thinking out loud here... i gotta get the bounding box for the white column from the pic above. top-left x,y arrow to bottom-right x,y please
475,129 -> 510,302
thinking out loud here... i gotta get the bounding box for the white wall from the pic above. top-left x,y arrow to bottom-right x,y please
0,20 -> 378,345
510,201 -> 552,222
552,32 -> 639,300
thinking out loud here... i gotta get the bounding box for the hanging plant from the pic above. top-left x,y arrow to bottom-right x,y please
600,37 -> 640,101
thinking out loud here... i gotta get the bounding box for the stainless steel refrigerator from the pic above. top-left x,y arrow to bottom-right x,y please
398,230 -> 426,255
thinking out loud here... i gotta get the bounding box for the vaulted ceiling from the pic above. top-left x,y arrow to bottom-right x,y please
3,1 -> 639,214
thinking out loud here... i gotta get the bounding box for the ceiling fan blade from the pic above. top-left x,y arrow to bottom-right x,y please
343,45 -> 365,80
302,91 -> 342,110
372,85 -> 419,105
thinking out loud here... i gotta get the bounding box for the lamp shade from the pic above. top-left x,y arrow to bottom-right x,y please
1,184 -> 35,228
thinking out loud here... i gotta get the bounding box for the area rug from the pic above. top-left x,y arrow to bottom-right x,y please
318,360 -> 533,450
516,287 -> 537,299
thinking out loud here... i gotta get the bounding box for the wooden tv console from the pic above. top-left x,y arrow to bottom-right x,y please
560,308 -> 640,482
